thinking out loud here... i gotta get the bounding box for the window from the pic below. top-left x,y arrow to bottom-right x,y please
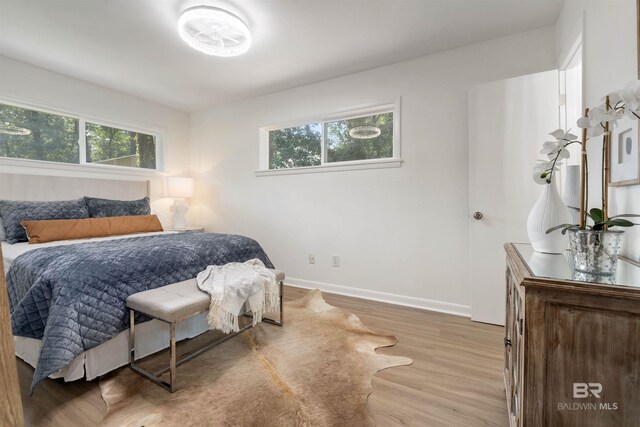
86,123 -> 156,169
0,101 -> 159,170
269,123 -> 322,169
260,103 -> 400,174
325,112 -> 393,163
0,104 -> 79,164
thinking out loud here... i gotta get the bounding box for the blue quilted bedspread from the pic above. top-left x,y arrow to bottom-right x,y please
6,232 -> 274,394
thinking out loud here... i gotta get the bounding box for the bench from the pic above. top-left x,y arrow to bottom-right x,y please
126,269 -> 285,392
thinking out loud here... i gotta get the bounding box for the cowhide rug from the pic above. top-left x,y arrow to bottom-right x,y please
99,290 -> 412,426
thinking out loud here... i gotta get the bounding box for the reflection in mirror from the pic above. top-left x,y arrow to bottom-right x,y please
515,243 -> 640,287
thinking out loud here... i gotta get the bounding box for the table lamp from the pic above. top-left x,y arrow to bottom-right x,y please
166,176 -> 194,229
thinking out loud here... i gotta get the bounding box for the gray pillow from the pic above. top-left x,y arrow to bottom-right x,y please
0,198 -> 90,244
85,196 -> 151,218
0,216 -> 5,241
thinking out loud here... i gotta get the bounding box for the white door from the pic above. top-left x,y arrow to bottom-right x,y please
469,70 -> 559,325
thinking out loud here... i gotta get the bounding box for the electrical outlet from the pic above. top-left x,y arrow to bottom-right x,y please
332,255 -> 340,267
308,254 -> 315,264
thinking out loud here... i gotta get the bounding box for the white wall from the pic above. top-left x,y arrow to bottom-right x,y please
556,0 -> 640,261
0,56 -> 191,225
190,27 -> 557,313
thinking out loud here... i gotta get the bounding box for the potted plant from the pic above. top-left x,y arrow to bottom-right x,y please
536,81 -> 640,275
527,130 -> 574,254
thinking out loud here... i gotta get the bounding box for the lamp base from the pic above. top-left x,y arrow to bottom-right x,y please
170,199 -> 189,229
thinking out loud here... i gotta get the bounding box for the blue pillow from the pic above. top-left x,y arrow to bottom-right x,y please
0,198 -> 90,244
84,196 -> 151,218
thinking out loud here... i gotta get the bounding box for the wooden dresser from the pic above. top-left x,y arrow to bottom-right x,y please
504,243 -> 640,427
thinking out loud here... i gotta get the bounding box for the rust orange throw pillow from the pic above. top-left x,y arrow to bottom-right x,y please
21,215 -> 164,244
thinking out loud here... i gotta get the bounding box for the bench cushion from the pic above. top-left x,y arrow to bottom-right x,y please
127,279 -> 209,322
126,269 -> 285,323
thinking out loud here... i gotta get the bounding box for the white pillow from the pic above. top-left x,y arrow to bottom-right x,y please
0,216 -> 5,241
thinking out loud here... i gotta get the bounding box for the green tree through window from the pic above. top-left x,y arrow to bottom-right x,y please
0,104 -> 79,163
326,112 -> 393,163
266,110 -> 394,170
269,123 -> 322,169
86,123 -> 156,169
0,102 -> 157,170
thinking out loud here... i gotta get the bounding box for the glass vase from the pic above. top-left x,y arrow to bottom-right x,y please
567,229 -> 625,275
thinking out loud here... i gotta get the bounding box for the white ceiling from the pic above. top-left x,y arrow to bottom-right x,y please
0,0 -> 564,112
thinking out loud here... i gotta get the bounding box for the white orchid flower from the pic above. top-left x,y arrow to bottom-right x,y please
532,159 -> 562,185
546,148 -> 569,160
532,163 -> 551,185
605,108 -> 624,123
622,81 -> 640,119
549,129 -> 565,139
557,147 -> 570,159
532,167 -> 549,185
577,116 -> 590,129
547,149 -> 571,161
539,141 -> 558,155
620,80 -> 640,111
576,101 -> 622,136
549,129 -> 577,141
537,160 -> 561,170
590,107 -> 622,128
588,105 -> 607,126
606,90 -> 623,106
587,125 -> 605,137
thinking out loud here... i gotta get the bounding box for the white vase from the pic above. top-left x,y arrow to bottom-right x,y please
527,177 -> 572,254
562,165 -> 581,224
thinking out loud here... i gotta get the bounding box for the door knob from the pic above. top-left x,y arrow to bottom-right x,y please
473,211 -> 483,220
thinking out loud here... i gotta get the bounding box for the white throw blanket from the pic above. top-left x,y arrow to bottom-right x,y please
196,259 -> 280,334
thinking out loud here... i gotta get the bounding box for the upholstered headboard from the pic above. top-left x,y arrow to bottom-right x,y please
0,173 -> 150,202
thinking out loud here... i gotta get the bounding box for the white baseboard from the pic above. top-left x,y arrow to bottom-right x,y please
285,277 -> 471,317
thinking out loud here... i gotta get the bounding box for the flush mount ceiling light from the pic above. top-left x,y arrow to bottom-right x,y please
0,123 -> 31,136
178,6 -> 251,57
349,126 -> 381,139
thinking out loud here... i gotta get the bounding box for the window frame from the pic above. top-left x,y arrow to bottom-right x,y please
0,97 -> 164,176
257,100 -> 402,176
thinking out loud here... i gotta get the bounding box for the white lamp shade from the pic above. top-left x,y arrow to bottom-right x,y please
166,176 -> 194,198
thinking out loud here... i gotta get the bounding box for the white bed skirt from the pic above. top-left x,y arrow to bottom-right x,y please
15,313 -> 210,382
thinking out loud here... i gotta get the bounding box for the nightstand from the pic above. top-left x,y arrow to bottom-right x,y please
168,227 -> 205,233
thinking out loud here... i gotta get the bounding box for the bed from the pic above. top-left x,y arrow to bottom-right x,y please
0,173 -> 274,394
5,232 -> 210,383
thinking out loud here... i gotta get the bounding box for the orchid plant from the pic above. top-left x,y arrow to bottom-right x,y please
533,129 -> 580,185
533,80 -> 640,235
577,80 -> 640,136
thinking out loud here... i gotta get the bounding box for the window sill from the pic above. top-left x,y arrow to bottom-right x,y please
0,157 -> 162,177
255,158 -> 403,177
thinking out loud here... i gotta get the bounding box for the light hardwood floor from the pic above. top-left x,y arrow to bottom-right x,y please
18,286 -> 508,426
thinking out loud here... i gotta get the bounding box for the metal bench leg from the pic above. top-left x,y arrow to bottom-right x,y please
129,308 -> 175,393
169,322 -> 176,393
129,309 -> 135,364
279,280 -> 284,326
248,280 -> 284,327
